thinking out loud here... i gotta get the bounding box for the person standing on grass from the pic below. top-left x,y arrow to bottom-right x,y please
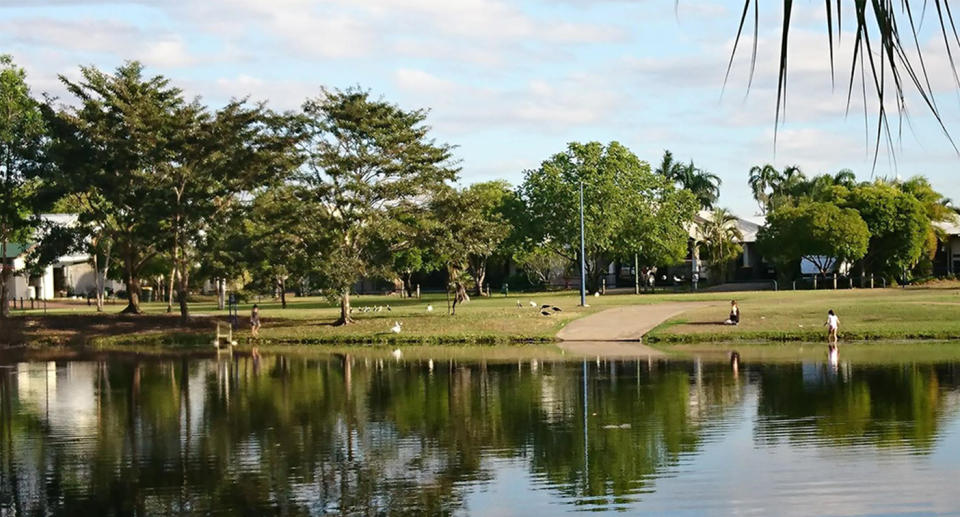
251,304 -> 261,337
825,309 -> 839,346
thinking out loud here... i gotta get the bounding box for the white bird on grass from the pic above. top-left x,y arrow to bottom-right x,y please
529,301 -> 537,307
391,321 -> 403,333
594,291 -> 600,297
426,305 -> 433,312
392,348 -> 403,359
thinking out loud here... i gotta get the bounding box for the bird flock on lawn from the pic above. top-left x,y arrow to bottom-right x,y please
351,305 -> 391,314
515,300 -> 563,316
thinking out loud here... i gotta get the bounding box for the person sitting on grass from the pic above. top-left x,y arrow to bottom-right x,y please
724,300 -> 740,325
824,309 -> 839,346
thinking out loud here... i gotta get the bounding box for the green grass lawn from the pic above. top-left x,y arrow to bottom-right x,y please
646,286 -> 960,343
6,284 -> 960,347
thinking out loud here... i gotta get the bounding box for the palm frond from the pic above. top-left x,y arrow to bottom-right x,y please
723,0 -> 960,164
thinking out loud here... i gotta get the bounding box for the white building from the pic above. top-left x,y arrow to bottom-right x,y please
2,214 -> 118,300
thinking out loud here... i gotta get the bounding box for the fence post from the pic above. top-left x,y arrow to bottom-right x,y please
832,274 -> 837,290
813,276 -> 817,290
416,284 -> 421,299
792,280 -> 796,290
870,274 -> 874,289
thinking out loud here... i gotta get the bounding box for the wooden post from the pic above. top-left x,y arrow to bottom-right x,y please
634,253 -> 639,295
832,274 -> 837,289
417,284 -> 421,299
813,276 -> 817,290
870,274 -> 874,289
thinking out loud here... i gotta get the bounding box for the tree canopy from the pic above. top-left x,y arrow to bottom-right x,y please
520,142 -> 697,291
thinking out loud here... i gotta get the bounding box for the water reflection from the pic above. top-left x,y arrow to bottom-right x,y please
0,354 -> 959,515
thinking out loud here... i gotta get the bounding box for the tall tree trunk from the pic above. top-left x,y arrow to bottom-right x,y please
166,265 -> 175,313
279,276 -> 287,309
177,261 -> 190,323
335,289 -> 353,326
0,240 -> 8,319
217,278 -> 226,310
470,256 -> 488,297
449,265 -> 470,315
121,254 -> 142,314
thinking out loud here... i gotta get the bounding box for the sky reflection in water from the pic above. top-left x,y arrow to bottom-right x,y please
1,354 -> 960,515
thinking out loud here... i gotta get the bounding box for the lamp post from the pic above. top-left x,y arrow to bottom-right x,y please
579,181 -> 587,307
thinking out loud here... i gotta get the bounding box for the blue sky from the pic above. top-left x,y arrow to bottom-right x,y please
3,0 -> 959,217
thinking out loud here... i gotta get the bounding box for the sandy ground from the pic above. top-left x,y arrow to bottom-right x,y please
556,302 -> 718,342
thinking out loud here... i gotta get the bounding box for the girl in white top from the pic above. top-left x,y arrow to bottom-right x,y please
825,309 -> 839,345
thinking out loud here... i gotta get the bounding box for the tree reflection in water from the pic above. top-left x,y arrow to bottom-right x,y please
0,355 -> 956,514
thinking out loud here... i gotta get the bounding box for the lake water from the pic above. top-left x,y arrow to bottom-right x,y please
2,352 -> 960,515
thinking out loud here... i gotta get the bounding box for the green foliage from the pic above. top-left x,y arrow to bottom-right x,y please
843,182 -> 928,280
655,150 -> 721,210
757,201 -> 870,277
298,87 -> 458,323
44,62 -> 186,314
0,55 -> 46,317
520,142 -> 697,291
696,208 -> 743,283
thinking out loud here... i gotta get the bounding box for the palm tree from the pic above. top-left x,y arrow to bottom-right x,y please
748,164 -> 779,214
696,208 -> 743,284
832,169 -> 857,189
657,150 -> 721,210
721,1 -> 958,157
654,150 -> 681,178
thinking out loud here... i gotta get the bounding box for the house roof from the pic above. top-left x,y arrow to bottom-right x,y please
935,218 -> 960,236
689,210 -> 762,243
1,243 -> 33,259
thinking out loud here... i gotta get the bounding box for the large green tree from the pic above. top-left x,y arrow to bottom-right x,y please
655,150 -> 721,210
45,62 -> 185,314
843,182 -> 928,280
460,181 -> 515,297
299,88 -> 457,325
520,142 -> 697,292
757,201 -> 870,279
0,55 -> 46,319
161,100 -> 300,321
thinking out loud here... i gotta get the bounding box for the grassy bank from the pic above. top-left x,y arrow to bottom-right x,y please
3,290 -> 665,347
4,284 -> 960,348
646,286 -> 960,343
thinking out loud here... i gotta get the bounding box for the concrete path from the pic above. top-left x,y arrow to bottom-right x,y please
556,302 -> 715,342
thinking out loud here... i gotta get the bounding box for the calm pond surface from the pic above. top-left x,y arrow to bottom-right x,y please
2,351 -> 960,515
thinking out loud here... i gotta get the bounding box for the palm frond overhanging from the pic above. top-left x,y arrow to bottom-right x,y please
722,0 -> 960,165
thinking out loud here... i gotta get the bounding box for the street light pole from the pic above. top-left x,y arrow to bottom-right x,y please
579,181 -> 587,307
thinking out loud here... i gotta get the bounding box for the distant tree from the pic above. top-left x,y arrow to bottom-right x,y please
900,176 -> 957,266
161,100 -> 301,321
461,181 -> 515,296
843,182 -> 927,280
242,185 -> 318,309
757,201 -> 870,279
696,208 -> 743,284
656,150 -> 721,210
45,62 -> 184,314
748,164 -> 779,213
0,55 -> 46,318
299,88 -> 458,325
514,245 -> 570,288
520,142 -> 697,292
